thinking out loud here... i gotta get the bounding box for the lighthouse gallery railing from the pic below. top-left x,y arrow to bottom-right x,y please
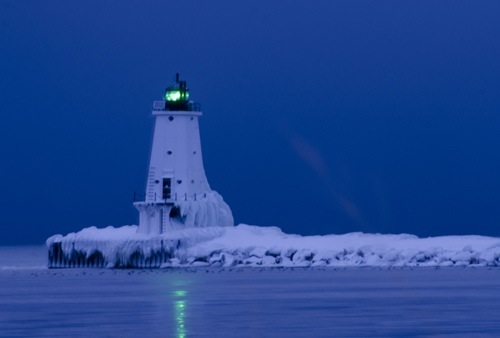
133,191 -> 208,203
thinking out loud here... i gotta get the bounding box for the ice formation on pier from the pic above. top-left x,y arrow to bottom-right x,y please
47,224 -> 500,268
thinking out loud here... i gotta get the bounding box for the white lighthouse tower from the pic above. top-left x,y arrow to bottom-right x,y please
134,74 -> 233,235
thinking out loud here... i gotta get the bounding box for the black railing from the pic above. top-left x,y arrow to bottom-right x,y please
152,101 -> 201,112
133,192 -> 208,203
189,102 -> 201,112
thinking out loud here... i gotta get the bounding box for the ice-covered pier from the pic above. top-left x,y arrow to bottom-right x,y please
47,224 -> 500,269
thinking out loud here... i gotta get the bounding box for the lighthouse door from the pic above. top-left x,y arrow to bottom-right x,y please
162,178 -> 172,200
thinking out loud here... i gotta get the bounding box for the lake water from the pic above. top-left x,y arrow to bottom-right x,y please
1,246 -> 500,337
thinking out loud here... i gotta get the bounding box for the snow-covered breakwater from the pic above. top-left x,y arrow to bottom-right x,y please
47,225 -> 500,268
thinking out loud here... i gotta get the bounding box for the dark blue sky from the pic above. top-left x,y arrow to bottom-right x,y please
1,1 -> 499,245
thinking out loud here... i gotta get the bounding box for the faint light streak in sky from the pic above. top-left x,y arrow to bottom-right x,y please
279,121 -> 365,227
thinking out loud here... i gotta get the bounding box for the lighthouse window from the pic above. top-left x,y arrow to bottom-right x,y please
162,178 -> 172,200
177,180 -> 182,184
167,151 -> 172,155
168,116 -> 174,121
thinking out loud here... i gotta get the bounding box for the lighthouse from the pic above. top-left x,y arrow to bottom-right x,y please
133,74 -> 234,235
46,75 -> 233,268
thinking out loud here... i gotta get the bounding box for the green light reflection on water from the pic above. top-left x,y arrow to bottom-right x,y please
175,300 -> 186,338
174,290 -> 187,297
174,290 -> 187,338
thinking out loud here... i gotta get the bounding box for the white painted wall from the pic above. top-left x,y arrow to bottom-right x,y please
135,104 -> 233,234
147,110 -> 210,201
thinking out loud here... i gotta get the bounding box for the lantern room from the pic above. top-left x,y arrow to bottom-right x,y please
165,73 -> 191,111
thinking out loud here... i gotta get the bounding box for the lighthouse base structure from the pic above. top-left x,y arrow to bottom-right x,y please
46,226 -> 222,269
134,191 -> 233,235
47,191 -> 233,268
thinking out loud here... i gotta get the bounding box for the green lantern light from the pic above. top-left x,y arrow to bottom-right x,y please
164,73 -> 194,111
166,90 -> 182,102
166,90 -> 189,102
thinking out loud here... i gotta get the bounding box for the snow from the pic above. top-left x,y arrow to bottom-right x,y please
46,224 -> 500,268
171,191 -> 234,229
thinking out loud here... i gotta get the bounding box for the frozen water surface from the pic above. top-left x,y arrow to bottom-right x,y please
1,246 -> 500,337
